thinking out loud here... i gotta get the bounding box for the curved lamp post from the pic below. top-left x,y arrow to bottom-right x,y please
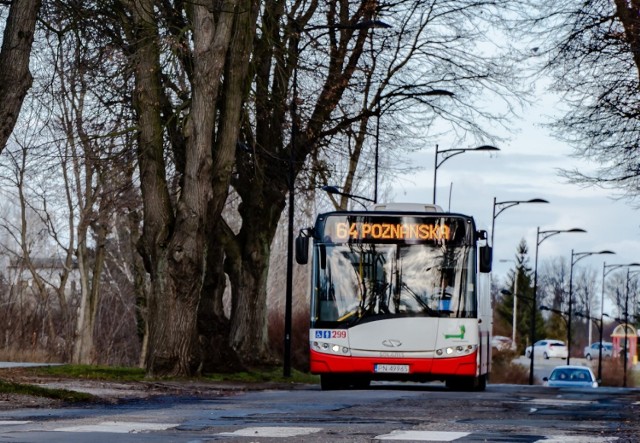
567,249 -> 615,364
491,197 -> 549,248
321,185 -> 375,210
540,305 -> 569,327
432,145 -> 499,204
529,227 -> 585,385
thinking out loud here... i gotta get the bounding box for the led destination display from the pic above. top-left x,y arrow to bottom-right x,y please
333,221 -> 451,241
320,214 -> 469,244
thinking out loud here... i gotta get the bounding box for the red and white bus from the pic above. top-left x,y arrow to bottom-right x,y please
295,203 -> 493,390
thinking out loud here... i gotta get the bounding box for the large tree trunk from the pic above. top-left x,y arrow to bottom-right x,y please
227,178 -> 287,364
198,0 -> 258,371
129,0 -> 238,376
198,221 -> 242,372
0,0 -> 42,152
128,0 -> 175,375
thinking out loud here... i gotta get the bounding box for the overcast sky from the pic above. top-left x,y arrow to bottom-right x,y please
388,93 -> 640,286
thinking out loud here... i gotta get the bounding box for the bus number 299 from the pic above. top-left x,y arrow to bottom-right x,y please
315,330 -> 347,339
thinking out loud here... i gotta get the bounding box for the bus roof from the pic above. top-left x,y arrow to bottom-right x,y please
372,203 -> 443,212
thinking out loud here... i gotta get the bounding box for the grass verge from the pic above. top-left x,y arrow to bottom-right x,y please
0,379 -> 97,403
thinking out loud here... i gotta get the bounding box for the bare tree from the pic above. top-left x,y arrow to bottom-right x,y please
512,0 -> 640,203
0,138 -> 76,360
319,0 -> 522,208
0,0 -> 522,375
121,0 -> 250,376
227,0 -> 521,365
572,266 -> 599,346
539,257 -> 569,339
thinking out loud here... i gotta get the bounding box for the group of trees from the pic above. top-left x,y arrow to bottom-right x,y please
0,1 -> 521,377
494,239 -> 640,356
1,0 -> 640,377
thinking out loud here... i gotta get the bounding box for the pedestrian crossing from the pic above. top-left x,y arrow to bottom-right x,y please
0,421 -> 622,441
53,421 -> 181,433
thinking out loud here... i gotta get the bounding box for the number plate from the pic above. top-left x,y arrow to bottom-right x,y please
374,364 -> 410,373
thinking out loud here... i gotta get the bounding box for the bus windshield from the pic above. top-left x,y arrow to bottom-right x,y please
311,215 -> 477,327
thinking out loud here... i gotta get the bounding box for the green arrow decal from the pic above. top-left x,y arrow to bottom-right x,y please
444,325 -> 466,339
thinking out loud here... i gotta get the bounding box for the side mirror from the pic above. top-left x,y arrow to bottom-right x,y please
479,245 -> 492,273
295,236 -> 309,265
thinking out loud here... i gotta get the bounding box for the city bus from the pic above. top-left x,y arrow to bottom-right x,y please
295,203 -> 493,390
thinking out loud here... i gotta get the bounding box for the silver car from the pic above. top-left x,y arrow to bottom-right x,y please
543,365 -> 598,388
583,342 -> 613,361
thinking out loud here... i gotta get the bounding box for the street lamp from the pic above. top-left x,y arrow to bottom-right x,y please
567,249 -> 615,364
599,262 -> 640,381
529,227 -> 585,385
284,19 -> 391,377
432,144 -> 499,204
321,185 -> 375,210
490,197 -> 549,248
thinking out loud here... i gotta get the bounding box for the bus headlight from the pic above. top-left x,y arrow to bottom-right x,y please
312,341 -> 350,355
434,344 -> 477,358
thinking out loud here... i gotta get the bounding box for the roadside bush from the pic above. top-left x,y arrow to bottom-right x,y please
598,359 -> 637,387
490,349 -> 529,384
267,307 -> 310,371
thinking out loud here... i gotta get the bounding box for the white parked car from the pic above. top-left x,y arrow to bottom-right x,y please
525,339 -> 568,359
583,342 -> 613,361
491,335 -> 513,351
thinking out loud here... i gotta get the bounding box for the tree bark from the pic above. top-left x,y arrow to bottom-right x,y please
614,0 -> 640,77
0,0 -> 42,152
198,0 -> 259,370
128,0 -> 238,376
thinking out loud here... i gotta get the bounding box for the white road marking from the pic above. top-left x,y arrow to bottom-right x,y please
217,426 -> 323,437
540,437 -> 619,442
0,420 -> 31,425
528,398 -> 596,405
375,430 -> 470,441
54,421 -> 179,433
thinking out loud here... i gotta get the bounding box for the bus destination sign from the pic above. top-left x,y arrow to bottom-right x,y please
332,221 -> 451,242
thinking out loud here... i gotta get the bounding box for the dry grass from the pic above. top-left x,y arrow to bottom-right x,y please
0,348 -> 62,364
489,350 -> 639,387
490,349 -> 530,384
267,307 -> 310,371
596,358 -> 637,387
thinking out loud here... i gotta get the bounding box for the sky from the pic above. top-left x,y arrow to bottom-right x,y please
387,93 -> 640,288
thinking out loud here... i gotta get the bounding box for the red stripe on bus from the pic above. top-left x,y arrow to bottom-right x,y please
309,350 -> 478,376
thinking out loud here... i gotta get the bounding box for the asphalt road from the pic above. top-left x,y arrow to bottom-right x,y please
1,381 -> 639,442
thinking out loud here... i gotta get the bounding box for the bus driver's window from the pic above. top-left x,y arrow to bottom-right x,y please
437,271 -> 455,311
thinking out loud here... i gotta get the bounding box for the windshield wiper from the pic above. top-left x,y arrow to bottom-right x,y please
400,283 -> 439,316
